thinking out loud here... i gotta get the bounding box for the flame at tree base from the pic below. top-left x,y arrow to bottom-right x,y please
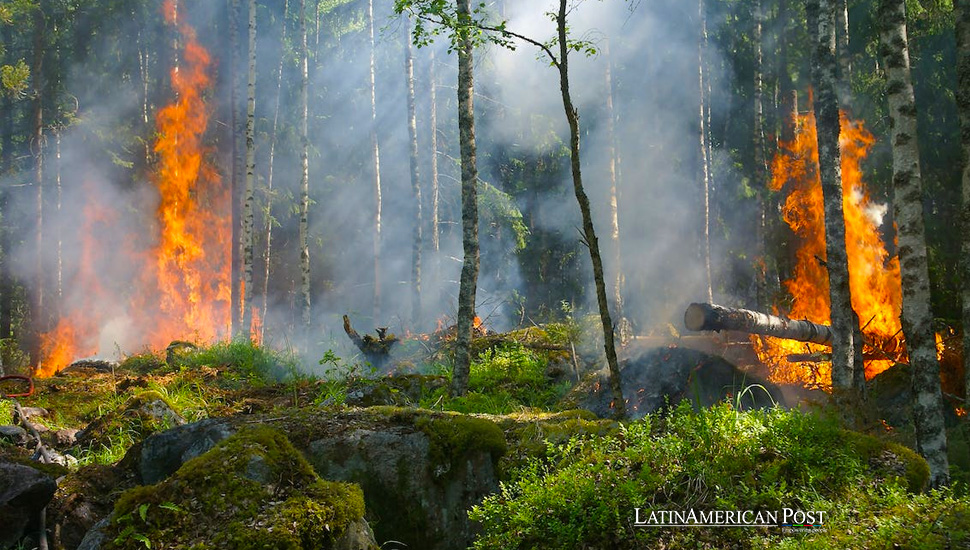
754,108 -> 903,388
35,0 -> 229,377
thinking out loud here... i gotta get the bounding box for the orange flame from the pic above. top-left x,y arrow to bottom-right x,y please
36,1 -> 229,375
473,316 -> 482,329
754,108 -> 902,387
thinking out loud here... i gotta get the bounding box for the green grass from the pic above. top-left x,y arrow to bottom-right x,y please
171,340 -> 304,385
419,343 -> 572,414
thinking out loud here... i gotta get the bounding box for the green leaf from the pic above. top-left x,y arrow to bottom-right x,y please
133,533 -> 152,548
138,503 -> 150,522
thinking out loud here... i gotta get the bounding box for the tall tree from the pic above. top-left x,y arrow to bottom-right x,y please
836,0 -> 851,105
405,17 -> 423,327
753,0 -> 768,308
241,0 -> 257,339
429,48 -> 440,298
699,0 -> 713,304
299,0 -> 311,337
229,0 -> 242,337
810,0 -> 857,403
261,0 -> 288,340
30,0 -> 46,366
958,0 -> 970,410
451,0 -> 480,396
553,0 -> 625,418
368,0 -> 383,322
879,0 -> 950,487
604,40 -> 624,337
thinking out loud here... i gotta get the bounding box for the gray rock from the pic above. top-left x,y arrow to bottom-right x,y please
17,407 -> 49,420
0,460 -> 57,548
54,428 -> 80,447
137,418 -> 233,484
0,424 -> 28,446
137,398 -> 186,428
335,518 -> 380,550
306,421 -> 500,550
76,516 -> 110,550
573,347 -> 787,419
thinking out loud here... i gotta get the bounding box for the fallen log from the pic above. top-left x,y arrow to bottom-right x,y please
684,302 -> 833,345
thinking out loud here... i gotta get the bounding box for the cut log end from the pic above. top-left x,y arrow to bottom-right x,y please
684,303 -> 715,332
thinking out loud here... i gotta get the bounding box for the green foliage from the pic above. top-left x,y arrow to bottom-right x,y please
421,342 -> 571,414
1,59 -> 29,97
470,403 -> 951,550
394,0 -> 514,51
172,340 -> 303,385
478,180 -> 529,251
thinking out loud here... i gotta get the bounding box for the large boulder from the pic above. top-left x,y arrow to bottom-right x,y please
103,426 -> 377,549
134,407 -> 507,550
568,347 -> 786,419
136,417 -> 233,484
304,408 -> 505,550
0,460 -> 58,548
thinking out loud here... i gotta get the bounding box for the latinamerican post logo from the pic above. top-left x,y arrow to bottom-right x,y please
634,508 -> 826,532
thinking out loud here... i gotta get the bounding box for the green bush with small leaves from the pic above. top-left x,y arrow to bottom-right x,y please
470,402 -> 964,550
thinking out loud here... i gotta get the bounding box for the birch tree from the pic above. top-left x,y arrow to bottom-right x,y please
809,0 -> 857,403
261,0 -> 288,338
241,0 -> 257,339
368,0 -> 383,322
879,0 -> 950,487
299,0 -> 311,336
405,17 -> 423,327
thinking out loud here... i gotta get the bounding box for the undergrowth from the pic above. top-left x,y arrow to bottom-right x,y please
419,343 -> 572,414
470,401 -> 960,549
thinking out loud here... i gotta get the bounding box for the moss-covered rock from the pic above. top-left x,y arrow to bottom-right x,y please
104,426 -> 375,550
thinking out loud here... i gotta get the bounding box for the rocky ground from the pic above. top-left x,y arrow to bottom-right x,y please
0,327 -> 965,549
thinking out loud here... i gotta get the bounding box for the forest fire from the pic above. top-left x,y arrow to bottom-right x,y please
142,0 -> 230,347
36,0 -> 228,376
754,109 -> 903,387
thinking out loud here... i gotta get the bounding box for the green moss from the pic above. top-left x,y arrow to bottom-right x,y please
413,412 -> 507,475
105,426 -> 366,550
842,430 -> 930,492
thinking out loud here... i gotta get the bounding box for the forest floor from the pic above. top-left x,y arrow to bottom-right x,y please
1,326 -> 970,549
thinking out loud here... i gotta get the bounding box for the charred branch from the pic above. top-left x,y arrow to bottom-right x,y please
342,315 -> 398,368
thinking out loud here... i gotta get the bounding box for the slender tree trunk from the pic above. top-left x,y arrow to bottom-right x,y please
604,40 -> 624,338
810,0 -> 857,400
405,18 -> 423,328
699,0 -> 713,304
368,0 -> 383,322
452,0 -> 480,397
429,50 -> 440,255
229,0 -> 242,337
261,0 -> 288,340
30,1 -> 46,365
555,0 -> 626,419
836,0 -> 852,106
54,130 -> 61,304
241,0 -> 257,339
753,0 -> 770,309
138,29 -> 152,167
880,0 -> 950,487
0,23 -> 13,341
957,0 -> 970,408
299,0 -> 311,336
